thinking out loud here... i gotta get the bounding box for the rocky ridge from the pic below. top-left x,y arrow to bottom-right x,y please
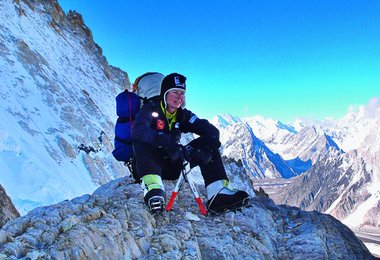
0,185 -> 19,229
0,177 -> 374,259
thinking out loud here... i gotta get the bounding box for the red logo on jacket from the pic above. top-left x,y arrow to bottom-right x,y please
156,119 -> 165,130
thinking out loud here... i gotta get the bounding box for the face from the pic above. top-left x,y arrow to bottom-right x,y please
166,89 -> 185,113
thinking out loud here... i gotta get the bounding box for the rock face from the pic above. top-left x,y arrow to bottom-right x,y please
0,185 -> 20,228
0,0 -> 130,213
0,178 -> 374,259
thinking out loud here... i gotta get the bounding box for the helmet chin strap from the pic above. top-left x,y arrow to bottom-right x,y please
163,90 -> 169,109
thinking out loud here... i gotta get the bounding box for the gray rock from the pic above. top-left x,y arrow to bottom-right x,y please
184,212 -> 201,222
0,185 -> 19,229
0,177 -> 375,259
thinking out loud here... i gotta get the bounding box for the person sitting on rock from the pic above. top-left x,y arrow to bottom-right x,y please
132,72 -> 249,214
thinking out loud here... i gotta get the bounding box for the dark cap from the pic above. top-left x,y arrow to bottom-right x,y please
161,73 -> 186,95
160,73 -> 186,107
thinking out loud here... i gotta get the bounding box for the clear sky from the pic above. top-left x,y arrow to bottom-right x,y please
59,0 -> 380,122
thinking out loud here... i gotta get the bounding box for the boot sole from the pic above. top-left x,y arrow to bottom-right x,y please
208,197 -> 251,215
148,196 -> 165,214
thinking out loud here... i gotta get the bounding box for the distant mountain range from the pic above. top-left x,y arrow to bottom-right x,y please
212,98 -> 380,231
212,114 -> 343,178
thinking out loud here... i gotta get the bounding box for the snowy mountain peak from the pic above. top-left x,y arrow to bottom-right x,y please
210,114 -> 241,128
221,121 -> 298,179
324,133 -> 343,152
276,120 -> 297,134
321,97 -> 380,152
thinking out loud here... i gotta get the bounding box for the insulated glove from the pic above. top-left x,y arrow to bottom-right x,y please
187,136 -> 221,152
164,141 -> 184,162
184,145 -> 212,168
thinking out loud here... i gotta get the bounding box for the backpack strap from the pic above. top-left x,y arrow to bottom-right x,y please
139,95 -> 149,104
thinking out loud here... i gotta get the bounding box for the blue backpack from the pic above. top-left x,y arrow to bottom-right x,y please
112,72 -> 165,177
112,90 -> 141,162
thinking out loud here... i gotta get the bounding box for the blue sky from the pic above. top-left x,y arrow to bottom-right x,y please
59,0 -> 380,122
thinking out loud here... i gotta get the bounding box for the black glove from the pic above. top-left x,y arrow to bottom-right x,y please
187,136 -> 221,152
184,145 -> 212,168
164,141 -> 184,162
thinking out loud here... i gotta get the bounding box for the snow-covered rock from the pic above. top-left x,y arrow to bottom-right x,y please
268,126 -> 342,163
271,102 -> 380,232
0,0 -> 129,214
244,115 -> 297,144
221,122 -> 298,179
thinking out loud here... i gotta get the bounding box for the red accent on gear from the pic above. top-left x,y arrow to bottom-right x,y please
165,191 -> 178,211
196,197 -> 208,215
157,119 -> 165,130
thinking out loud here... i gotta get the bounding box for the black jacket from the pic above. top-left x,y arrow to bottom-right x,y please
132,99 -> 219,149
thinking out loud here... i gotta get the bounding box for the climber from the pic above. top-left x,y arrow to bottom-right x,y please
132,73 -> 250,214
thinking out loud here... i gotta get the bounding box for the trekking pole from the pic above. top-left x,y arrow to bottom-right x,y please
186,172 -> 208,215
165,171 -> 184,211
165,163 -> 208,215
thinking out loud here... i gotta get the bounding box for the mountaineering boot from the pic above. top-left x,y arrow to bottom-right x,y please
141,174 -> 165,213
206,180 -> 250,214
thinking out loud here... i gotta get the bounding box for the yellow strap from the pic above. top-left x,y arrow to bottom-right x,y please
222,179 -> 237,192
160,101 -> 177,131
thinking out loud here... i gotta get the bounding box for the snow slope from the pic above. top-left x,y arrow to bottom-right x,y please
0,0 -> 128,214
